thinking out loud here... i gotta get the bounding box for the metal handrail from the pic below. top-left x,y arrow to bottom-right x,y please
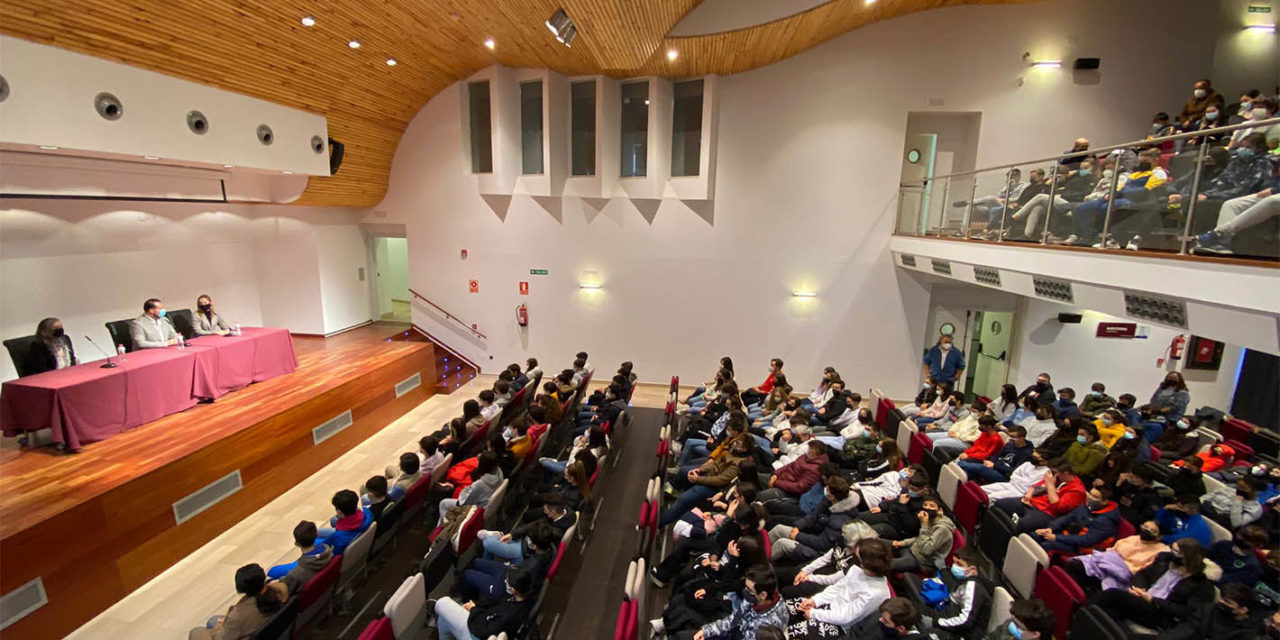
900,116 -> 1280,187
408,287 -> 488,340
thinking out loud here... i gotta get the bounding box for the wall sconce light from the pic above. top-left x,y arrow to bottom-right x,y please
579,283 -> 603,290
1246,24 -> 1276,32
1030,60 -> 1062,68
791,291 -> 817,298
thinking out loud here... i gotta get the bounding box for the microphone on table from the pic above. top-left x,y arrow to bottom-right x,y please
84,335 -> 119,369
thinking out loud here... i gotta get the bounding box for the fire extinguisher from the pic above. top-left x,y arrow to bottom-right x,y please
1169,334 -> 1186,360
515,304 -> 528,327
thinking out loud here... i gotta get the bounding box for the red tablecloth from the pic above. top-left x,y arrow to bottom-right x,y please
0,327 -> 297,450
187,328 -> 298,400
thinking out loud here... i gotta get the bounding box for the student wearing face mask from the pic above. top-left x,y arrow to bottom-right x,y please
986,598 -> 1056,640
1016,373 -> 1055,408
694,565 -> 788,640
1153,418 -> 1200,462
28,317 -> 77,375
1139,371 -> 1191,440
1092,409 -> 1128,449
191,294 -> 233,336
1066,519 -> 1169,596
1064,424 -> 1108,477
993,460 -> 1086,534
1154,495 -> 1212,547
1227,96 -> 1278,150
911,547 -> 992,640
889,496 -> 955,572
1209,525 -> 1269,588
1178,79 -> 1225,130
1165,583 -> 1270,640
1076,382 -> 1116,418
1031,487 -> 1121,554
130,297 -> 180,348
922,334 -> 966,389
980,451 -> 1049,501
768,476 -> 858,564
785,539 -> 893,639
1019,157 -> 1098,241
848,597 -> 942,640
959,425 -> 1034,483
1200,478 -> 1263,528
1090,538 -> 1215,633
1113,467 -> 1164,524
1169,132 -> 1273,225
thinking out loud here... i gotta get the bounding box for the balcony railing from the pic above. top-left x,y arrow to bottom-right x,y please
896,117 -> 1280,261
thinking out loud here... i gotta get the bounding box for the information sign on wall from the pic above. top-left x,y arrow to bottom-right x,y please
519,282 -> 529,295
1096,322 -> 1137,338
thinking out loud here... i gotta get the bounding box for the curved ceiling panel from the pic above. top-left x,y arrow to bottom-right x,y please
0,0 -> 1030,207
668,0 -> 835,37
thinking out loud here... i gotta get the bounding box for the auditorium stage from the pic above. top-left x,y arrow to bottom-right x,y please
0,323 -> 438,639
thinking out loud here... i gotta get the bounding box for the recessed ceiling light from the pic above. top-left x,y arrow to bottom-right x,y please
449,12 -> 460,21
666,49 -> 678,61
143,155 -> 160,160
300,16 -> 316,27
39,145 -> 59,150
644,99 -> 650,105
386,58 -> 397,66
283,170 -> 294,174
865,0 -> 877,4
223,164 -> 235,169
484,38 -> 495,50
348,40 -> 361,49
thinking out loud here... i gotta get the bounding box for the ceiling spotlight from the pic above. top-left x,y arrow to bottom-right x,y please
143,155 -> 160,160
283,170 -> 294,175
348,40 -> 361,49
39,145 -> 59,150
386,58 -> 397,66
484,38 -> 495,50
223,164 -> 235,169
864,0 -> 877,4
792,291 -> 818,298
546,8 -> 570,35
666,49 -> 678,61
300,16 -> 316,27
644,99 -> 650,105
449,12 -> 460,21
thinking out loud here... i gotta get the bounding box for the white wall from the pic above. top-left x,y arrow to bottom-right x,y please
371,0 -> 1258,397
315,222 -> 373,334
1,199 -> 371,381
1011,299 -> 1243,412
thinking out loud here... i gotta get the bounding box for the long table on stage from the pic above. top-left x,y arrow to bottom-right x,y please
0,327 -> 297,450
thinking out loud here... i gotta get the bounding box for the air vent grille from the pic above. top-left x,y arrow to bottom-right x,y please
973,266 -> 1001,286
930,259 -> 952,276
312,410 -> 354,445
0,578 -> 47,631
1124,291 -> 1188,328
395,372 -> 422,398
172,470 -> 242,525
900,254 -> 917,267
1032,276 -> 1074,303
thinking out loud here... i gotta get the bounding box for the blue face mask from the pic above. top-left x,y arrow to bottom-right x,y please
950,564 -> 969,579
1079,168 -> 1091,177
157,309 -> 167,318
1091,391 -> 1103,398
899,469 -> 909,479
1236,148 -> 1255,159
1176,420 -> 1190,430
1123,431 -> 1135,440
1076,435 -> 1088,444
1008,621 -> 1024,639
876,444 -> 884,454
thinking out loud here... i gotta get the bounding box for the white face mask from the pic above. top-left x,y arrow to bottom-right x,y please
940,343 -> 952,351
1193,89 -> 1207,99
1252,108 -> 1269,120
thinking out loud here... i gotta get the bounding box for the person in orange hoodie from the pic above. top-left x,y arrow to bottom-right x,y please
993,460 -> 1087,534
1173,443 -> 1235,473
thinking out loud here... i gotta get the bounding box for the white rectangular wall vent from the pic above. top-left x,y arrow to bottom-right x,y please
1124,291 -> 1188,329
1032,276 -> 1074,303
172,470 -> 243,525
900,254 -> 917,267
930,259 -> 952,276
0,577 -> 47,631
973,266 -> 1001,287
395,372 -> 422,398
312,410 -> 354,445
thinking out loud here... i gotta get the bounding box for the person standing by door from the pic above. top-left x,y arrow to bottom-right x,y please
922,334 -> 966,389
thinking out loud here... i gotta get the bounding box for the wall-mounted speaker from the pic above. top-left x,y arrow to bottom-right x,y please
327,137 -> 345,175
1074,57 -> 1101,70
1057,313 -> 1083,324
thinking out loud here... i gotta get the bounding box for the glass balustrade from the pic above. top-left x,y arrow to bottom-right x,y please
896,117 -> 1280,260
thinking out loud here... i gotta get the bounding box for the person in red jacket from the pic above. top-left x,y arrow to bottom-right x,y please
992,460 -> 1087,533
758,440 -> 829,502
956,418 -> 1004,462
1173,443 -> 1234,473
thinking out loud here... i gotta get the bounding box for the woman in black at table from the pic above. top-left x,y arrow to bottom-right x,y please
28,317 -> 76,376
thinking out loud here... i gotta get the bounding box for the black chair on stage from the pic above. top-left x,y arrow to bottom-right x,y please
105,319 -> 135,353
3,335 -> 40,378
168,308 -> 195,341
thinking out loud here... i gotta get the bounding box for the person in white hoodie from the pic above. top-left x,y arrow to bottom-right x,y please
980,451 -> 1049,501
784,538 -> 894,638
850,464 -> 924,511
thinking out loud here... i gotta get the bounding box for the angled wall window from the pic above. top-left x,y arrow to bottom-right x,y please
520,80 -> 544,175
670,79 -> 704,177
620,81 -> 649,178
468,81 -> 493,173
571,81 -> 596,176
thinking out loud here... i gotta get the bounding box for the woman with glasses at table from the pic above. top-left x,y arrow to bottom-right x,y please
28,317 -> 77,375
192,294 -> 233,336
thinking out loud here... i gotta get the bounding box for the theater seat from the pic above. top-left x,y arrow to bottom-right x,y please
2,335 -> 39,378
908,432 -> 930,466
1220,418 -> 1255,444
1004,534 -> 1049,599
250,596 -> 297,640
938,462 -> 966,510
355,616 -> 394,640
294,556 -> 341,638
383,573 -> 426,638
987,587 -> 1014,634
1070,604 -> 1128,640
953,481 -> 988,535
980,507 -> 1017,568
105,319 -> 135,353
1032,565 -> 1086,640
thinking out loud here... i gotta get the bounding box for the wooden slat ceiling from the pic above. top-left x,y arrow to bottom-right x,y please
0,0 -> 1030,207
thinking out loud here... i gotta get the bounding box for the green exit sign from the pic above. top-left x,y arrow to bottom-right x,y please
529,269 -> 549,276
1249,5 -> 1271,12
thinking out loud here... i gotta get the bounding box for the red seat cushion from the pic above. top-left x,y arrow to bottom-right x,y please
548,541 -> 569,581
1032,565 -> 1086,640
954,482 -> 988,534
908,432 -> 930,465
356,616 -> 394,640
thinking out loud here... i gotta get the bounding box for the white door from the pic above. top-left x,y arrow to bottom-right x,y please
898,134 -> 938,234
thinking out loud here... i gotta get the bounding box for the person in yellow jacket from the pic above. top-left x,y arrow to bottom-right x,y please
1093,409 -> 1128,449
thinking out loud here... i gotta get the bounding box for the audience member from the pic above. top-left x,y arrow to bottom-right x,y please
189,564 -> 288,640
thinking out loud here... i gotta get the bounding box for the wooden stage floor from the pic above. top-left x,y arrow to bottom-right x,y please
0,322 -> 437,639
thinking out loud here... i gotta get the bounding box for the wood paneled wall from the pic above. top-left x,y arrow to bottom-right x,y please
0,0 -> 1029,208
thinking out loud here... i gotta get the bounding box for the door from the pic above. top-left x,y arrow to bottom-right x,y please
372,237 -> 410,322
965,311 -> 1014,402
898,133 -> 937,234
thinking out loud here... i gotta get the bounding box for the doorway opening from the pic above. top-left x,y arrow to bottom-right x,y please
965,310 -> 1014,402
372,237 -> 410,323
899,112 -> 982,235
924,291 -> 1018,403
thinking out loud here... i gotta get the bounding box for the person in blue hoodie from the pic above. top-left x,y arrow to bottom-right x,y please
267,490 -> 369,578
1032,487 -> 1122,554
1154,494 -> 1212,547
958,425 -> 1033,483
1051,388 -> 1079,420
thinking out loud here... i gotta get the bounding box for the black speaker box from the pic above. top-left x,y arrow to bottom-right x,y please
1074,57 -> 1101,70
1057,313 -> 1083,324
